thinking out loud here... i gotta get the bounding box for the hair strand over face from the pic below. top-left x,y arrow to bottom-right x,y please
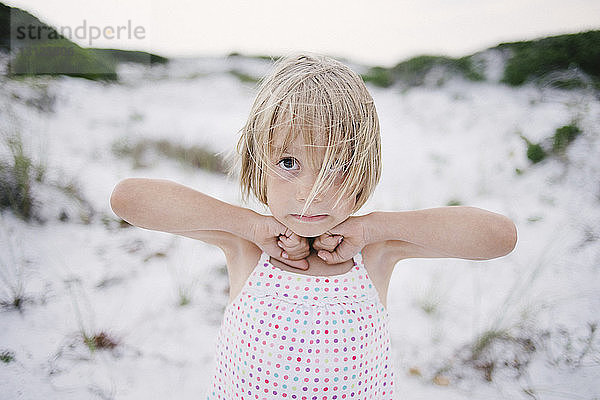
229,52 -> 381,217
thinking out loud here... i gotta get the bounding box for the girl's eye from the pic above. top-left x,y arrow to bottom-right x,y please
277,157 -> 298,171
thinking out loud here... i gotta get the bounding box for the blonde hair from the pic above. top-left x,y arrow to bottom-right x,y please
228,52 -> 381,217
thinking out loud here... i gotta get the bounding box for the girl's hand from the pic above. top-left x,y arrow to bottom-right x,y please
250,214 -> 310,270
277,231 -> 311,267
313,215 -> 369,264
312,232 -> 344,254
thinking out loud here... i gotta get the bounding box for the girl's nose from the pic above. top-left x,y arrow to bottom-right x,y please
296,190 -> 321,203
295,176 -> 322,203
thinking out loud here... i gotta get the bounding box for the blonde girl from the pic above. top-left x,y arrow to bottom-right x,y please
110,53 -> 517,400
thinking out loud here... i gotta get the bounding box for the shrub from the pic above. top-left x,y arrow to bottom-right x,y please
361,55 -> 484,88
392,55 -> 484,86
0,132 -> 45,221
229,69 -> 259,84
553,124 -> 582,154
361,66 -> 395,88
88,48 -> 168,65
519,134 -> 546,164
3,3 -> 166,81
526,142 -> 546,164
10,39 -> 118,82
112,137 -> 229,174
499,30 -> 600,88
519,123 -> 582,165
82,331 -> 118,353
0,350 -> 15,363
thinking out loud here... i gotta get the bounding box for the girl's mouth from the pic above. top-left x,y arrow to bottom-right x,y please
291,214 -> 328,222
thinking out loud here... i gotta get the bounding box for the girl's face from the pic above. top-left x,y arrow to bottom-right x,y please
265,131 -> 356,238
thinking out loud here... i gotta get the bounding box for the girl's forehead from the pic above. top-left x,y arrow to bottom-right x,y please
271,137 -> 328,159
271,125 -> 328,152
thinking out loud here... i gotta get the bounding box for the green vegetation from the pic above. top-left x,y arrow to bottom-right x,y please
434,323 -> 599,385
392,55 -> 484,85
0,350 -> 15,363
553,124 -> 582,154
54,177 -> 95,224
0,132 -> 45,222
0,294 -> 25,310
82,331 -> 118,353
520,122 -> 583,165
418,298 -> 439,315
471,329 -> 513,360
0,210 -> 29,311
362,55 -> 484,88
0,128 -> 94,224
361,66 -> 395,88
228,52 -> 276,61
361,30 -> 600,90
229,69 -> 260,84
498,30 -> 600,88
519,134 -> 547,164
1,2 -> 167,81
178,292 -> 191,306
89,48 -> 167,65
526,141 -> 547,164
0,3 -> 10,51
177,284 -> 195,306
470,328 -> 536,382
112,137 -> 229,174
11,39 -> 118,81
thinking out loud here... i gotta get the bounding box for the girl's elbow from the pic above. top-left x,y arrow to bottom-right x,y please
482,218 -> 517,260
110,185 -> 122,214
110,179 -> 135,217
500,218 -> 518,256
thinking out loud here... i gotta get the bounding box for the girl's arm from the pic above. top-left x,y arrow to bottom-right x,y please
110,178 -> 259,247
110,178 -> 311,270
366,206 -> 517,261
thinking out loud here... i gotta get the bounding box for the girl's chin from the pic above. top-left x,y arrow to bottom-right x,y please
287,221 -> 329,238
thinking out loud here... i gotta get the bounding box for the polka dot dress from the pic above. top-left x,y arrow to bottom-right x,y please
207,250 -> 395,399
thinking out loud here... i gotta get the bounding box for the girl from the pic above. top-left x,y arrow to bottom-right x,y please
110,53 -> 517,400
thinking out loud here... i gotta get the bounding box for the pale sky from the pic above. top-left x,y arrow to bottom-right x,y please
7,0 -> 600,66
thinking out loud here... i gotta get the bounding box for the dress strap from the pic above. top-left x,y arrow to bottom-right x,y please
352,250 -> 364,270
259,249 -> 269,264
